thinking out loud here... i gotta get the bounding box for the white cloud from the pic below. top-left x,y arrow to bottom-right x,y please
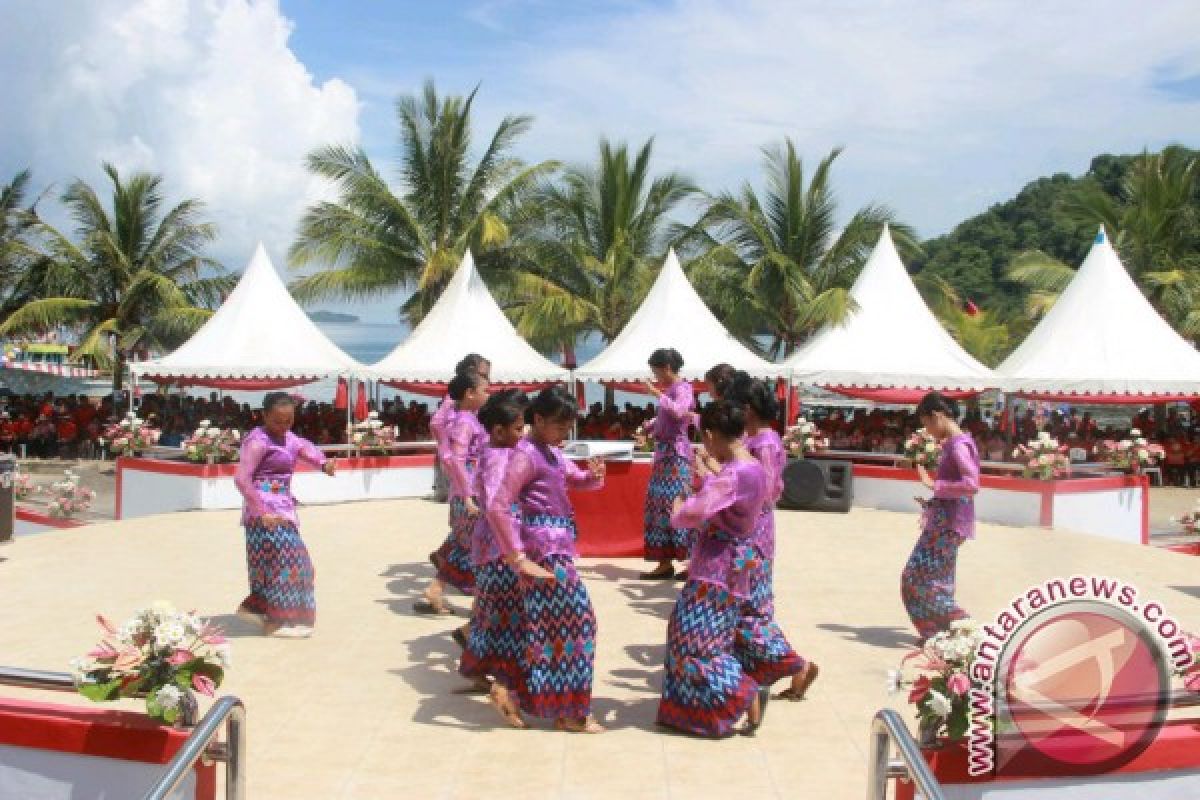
0,0 -> 360,275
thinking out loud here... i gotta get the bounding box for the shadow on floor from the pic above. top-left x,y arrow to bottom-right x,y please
377,561 -> 470,617
204,613 -> 272,640
816,623 -> 918,650
1168,585 -> 1200,600
590,693 -> 663,732
389,627 -> 502,730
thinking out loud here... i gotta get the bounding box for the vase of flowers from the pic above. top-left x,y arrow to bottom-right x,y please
1096,429 -> 1164,474
1013,432 -> 1070,480
12,471 -> 36,501
1172,501 -> 1200,535
351,412 -> 397,455
72,602 -> 230,727
901,428 -> 941,469
46,469 -> 96,518
183,420 -> 241,464
100,412 -> 161,457
783,417 -> 829,458
892,620 -> 984,746
633,424 -> 654,453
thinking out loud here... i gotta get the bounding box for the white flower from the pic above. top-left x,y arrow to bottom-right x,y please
1038,431 -> 1051,441
950,618 -> 979,633
155,621 -> 186,648
927,689 -> 953,717
214,643 -> 232,669
155,685 -> 183,711
368,411 -> 379,419
352,433 -> 364,444
925,442 -> 936,453
1131,428 -> 1142,437
1038,454 -> 1052,466
205,427 -> 219,437
186,446 -> 198,457
1135,437 -> 1147,447
198,420 -> 211,428
231,430 -> 240,441
120,419 -> 132,428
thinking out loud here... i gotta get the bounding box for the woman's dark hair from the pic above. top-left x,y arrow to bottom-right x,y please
455,353 -> 490,377
526,385 -> 578,424
703,363 -> 736,397
647,347 -> 684,373
262,392 -> 295,414
725,371 -> 779,423
915,391 -> 958,420
478,389 -> 529,430
698,400 -> 746,439
447,371 -> 485,402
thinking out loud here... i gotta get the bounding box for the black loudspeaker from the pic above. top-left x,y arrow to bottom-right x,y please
779,458 -> 853,512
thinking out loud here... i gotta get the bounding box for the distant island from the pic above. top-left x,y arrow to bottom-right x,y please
309,311 -> 360,323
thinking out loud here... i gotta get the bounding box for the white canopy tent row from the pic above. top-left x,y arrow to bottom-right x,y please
364,250 -> 569,389
996,228 -> 1200,402
132,243 -> 366,391
781,226 -> 999,402
573,249 -> 785,386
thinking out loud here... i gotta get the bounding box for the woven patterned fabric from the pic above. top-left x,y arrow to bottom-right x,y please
241,520 -> 316,626
515,555 -> 596,720
657,580 -> 758,737
901,525 -> 970,639
733,557 -> 807,686
643,451 -> 695,561
430,496 -> 476,594
460,560 -> 526,692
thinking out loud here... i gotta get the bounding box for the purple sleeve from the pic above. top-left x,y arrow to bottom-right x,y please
657,382 -> 694,421
430,396 -> 454,445
671,467 -> 737,528
487,448 -> 536,557
934,439 -> 980,498
564,455 -> 604,491
443,416 -> 473,497
293,435 -> 327,469
234,435 -> 268,519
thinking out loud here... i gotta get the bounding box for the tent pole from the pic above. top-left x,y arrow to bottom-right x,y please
346,375 -> 353,444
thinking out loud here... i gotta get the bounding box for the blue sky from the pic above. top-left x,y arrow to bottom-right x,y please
1,1 -> 1199,323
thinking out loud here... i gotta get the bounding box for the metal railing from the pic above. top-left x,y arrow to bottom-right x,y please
866,709 -> 946,800
0,666 -> 245,799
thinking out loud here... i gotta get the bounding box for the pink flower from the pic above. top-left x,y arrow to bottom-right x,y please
113,647 -> 144,673
167,649 -> 195,666
192,674 -> 216,697
87,641 -> 119,660
947,672 -> 970,696
96,615 -> 118,635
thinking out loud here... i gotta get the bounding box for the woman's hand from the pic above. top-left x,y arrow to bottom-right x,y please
322,459 -> 337,477
642,379 -> 662,397
587,457 -> 606,480
671,495 -> 685,515
916,464 -> 934,489
259,513 -> 286,530
465,497 -> 482,517
510,554 -> 555,581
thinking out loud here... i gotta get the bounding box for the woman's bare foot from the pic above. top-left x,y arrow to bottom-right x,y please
740,687 -> 770,736
489,684 -> 528,729
235,605 -> 267,629
776,662 -> 820,701
555,715 -> 606,734
415,584 -> 452,615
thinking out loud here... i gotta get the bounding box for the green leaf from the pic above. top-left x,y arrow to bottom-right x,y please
77,678 -> 123,703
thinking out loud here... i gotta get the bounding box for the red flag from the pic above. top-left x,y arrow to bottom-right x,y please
334,377 -> 348,410
354,381 -> 369,422
965,300 -> 980,317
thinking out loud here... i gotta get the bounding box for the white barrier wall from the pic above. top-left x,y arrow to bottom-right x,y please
0,745 -> 195,800
849,465 -> 1147,545
117,456 -> 435,520
14,510 -> 85,536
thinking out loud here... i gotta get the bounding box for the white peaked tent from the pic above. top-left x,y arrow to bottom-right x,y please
367,251 -> 569,385
574,249 -> 782,382
134,243 -> 364,387
997,229 -> 1200,400
783,226 -> 996,396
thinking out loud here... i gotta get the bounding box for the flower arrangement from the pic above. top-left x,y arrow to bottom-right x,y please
1013,432 -> 1070,480
633,424 -> 654,453
1171,500 -> 1200,535
12,471 -> 36,500
1096,429 -> 1164,474
351,411 -> 397,454
100,411 -> 161,457
784,417 -> 829,457
72,602 -> 230,726
46,469 -> 96,518
901,428 -> 941,469
890,619 -> 984,743
183,420 -> 240,464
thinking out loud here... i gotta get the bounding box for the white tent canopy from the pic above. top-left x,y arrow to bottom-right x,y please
574,249 -> 781,382
134,243 -> 363,385
783,226 -> 997,393
367,251 -> 569,385
997,229 -> 1200,399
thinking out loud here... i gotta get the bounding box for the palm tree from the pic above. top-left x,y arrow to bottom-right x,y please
0,169 -> 48,315
1009,147 -> 1200,338
0,164 -> 230,391
678,141 -> 918,358
914,273 -> 1012,366
289,80 -> 558,324
505,138 -> 695,369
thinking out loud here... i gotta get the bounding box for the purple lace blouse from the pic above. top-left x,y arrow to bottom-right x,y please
470,443 -> 521,565
925,433 -> 980,540
744,428 -> 787,557
233,427 -> 327,526
429,394 -> 455,449
650,380 -> 695,461
487,436 -> 603,561
671,458 -> 768,596
443,409 -> 487,500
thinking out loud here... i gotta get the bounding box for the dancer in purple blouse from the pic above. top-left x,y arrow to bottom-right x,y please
639,348 -> 696,580
658,401 -> 771,737
430,354 -> 490,498
234,392 -> 336,639
722,373 -> 818,702
904,391 -> 979,641
418,371 -> 490,615
488,386 -> 607,733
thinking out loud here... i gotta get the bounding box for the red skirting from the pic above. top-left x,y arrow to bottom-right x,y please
570,460 -> 652,557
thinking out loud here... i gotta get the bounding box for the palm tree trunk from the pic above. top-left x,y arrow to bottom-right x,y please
112,351 -> 125,394
561,340 -> 577,370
